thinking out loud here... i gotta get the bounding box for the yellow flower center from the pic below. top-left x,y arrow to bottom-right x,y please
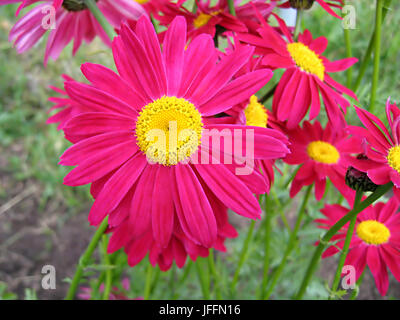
193,11 -> 220,28
135,96 -> 203,166
307,141 -> 340,164
356,220 -> 391,245
244,95 -> 268,128
133,0 -> 149,4
387,145 -> 400,174
287,42 -> 325,81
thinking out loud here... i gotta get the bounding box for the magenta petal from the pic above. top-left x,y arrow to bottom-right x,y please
88,154 -> 147,225
367,246 -> 389,296
199,69 -> 273,116
194,154 -> 262,219
152,167 -> 174,248
174,164 -> 217,248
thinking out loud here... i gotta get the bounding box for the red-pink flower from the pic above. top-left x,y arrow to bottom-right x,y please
58,16 -> 289,267
316,197 -> 400,296
47,74 -> 91,129
283,120 -> 362,200
237,14 -> 358,129
78,278 -> 143,300
156,0 -> 276,41
349,100 -> 400,199
1,0 -> 145,64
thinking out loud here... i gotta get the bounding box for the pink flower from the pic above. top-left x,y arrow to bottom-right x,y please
283,120 -> 363,200
58,16 -> 289,267
316,197 -> 400,296
1,0 -> 145,64
237,14 -> 358,129
349,100 -> 400,199
156,0 -> 276,41
78,277 -> 143,300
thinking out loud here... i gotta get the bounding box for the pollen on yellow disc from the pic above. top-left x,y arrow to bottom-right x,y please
134,0 -> 149,4
135,96 -> 203,166
244,95 -> 268,128
193,11 -> 221,28
387,145 -> 400,174
287,42 -> 325,81
356,220 -> 391,245
307,141 -> 340,164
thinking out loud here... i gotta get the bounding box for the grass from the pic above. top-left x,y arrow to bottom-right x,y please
0,1 -> 400,300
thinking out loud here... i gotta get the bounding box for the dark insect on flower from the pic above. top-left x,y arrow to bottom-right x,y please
345,155 -> 378,192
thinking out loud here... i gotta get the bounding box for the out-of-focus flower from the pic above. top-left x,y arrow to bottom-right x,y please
283,120 -> 363,200
0,0 -> 146,64
316,197 -> 400,296
78,278 -> 143,300
58,16 -> 289,269
156,0 -> 276,41
237,14 -> 358,129
349,100 -> 400,199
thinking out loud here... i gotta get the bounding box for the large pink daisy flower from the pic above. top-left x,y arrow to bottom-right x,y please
283,120 -> 362,200
1,0 -> 145,64
349,100 -> 400,199
58,16 -> 289,263
316,197 -> 400,296
237,14 -> 358,129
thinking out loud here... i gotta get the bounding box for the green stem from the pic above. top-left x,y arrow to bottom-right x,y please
65,218 -> 108,300
369,0 -> 384,113
343,1 -> 353,88
143,263 -> 154,300
196,258 -> 210,299
352,0 -> 391,92
263,185 -> 312,299
83,0 -> 116,41
227,0 -> 236,16
208,250 -> 222,300
230,220 -> 256,294
294,183 -> 392,300
294,9 -> 303,40
329,190 -> 363,299
350,270 -> 365,300
102,235 -> 112,300
260,195 -> 272,299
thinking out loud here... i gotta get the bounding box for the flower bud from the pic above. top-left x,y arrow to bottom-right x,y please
289,0 -> 315,10
345,155 -> 378,192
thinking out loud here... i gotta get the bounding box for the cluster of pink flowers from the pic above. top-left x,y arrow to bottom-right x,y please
1,0 -> 399,298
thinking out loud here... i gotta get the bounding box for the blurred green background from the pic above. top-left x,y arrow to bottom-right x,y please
0,0 -> 399,300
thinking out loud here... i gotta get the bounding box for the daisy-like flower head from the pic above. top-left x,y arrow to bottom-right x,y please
156,0 -> 276,41
316,197 -> 400,296
278,0 -> 343,19
283,120 -> 363,201
58,16 -> 290,268
1,0 -> 146,64
237,14 -> 358,129
349,100 -> 400,199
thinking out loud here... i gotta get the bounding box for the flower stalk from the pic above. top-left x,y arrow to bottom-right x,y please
329,189 -> 363,299
294,182 -> 392,299
263,185 -> 312,299
65,217 -> 108,300
83,0 -> 116,41
369,0 -> 384,112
